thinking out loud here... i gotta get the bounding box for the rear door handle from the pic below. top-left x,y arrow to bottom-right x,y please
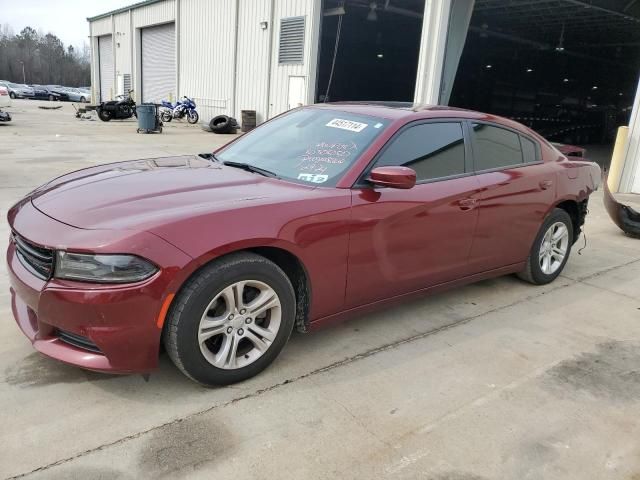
457,198 -> 478,210
540,179 -> 553,190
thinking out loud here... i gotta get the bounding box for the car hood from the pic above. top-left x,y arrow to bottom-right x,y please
31,155 -> 315,231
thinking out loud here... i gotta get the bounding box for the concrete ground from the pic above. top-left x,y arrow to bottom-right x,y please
1,100 -> 640,480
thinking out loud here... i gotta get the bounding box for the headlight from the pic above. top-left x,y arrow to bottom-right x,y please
55,252 -> 158,283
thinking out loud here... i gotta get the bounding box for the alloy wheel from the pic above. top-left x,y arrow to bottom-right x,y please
539,221 -> 569,275
198,280 -> 282,370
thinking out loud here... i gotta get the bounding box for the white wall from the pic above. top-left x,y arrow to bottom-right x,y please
114,12 -> 133,81
268,0 -> 321,118
178,0 -> 236,121
236,0 -> 273,124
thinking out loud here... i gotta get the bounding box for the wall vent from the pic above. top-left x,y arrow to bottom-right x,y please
278,16 -> 305,65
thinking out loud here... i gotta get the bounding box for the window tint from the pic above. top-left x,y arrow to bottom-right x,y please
521,136 -> 538,164
472,123 -> 523,171
374,122 -> 466,182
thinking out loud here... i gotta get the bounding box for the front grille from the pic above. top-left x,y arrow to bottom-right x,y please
57,329 -> 102,353
12,233 -> 54,280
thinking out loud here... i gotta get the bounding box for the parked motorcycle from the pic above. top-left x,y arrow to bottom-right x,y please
160,96 -> 199,124
96,90 -> 137,122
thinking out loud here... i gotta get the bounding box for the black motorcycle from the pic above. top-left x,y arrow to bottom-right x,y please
96,90 -> 137,122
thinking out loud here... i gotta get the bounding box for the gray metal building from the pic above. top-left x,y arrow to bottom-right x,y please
88,0 -> 640,194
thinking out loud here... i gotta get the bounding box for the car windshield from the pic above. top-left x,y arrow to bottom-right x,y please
216,107 -> 390,187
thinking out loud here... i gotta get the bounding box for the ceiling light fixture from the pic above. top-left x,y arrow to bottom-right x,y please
563,78 -> 569,82
485,64 -> 492,69
555,23 -> 565,52
592,85 -> 598,90
526,68 -> 533,73
377,53 -> 383,58
367,2 -> 378,21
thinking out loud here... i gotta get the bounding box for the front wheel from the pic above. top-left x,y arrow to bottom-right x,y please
187,110 -> 199,124
80,96 -> 86,103
164,252 -> 296,386
161,110 -> 172,123
97,108 -> 113,122
48,94 -> 55,101
517,208 -> 573,285
9,92 -> 15,99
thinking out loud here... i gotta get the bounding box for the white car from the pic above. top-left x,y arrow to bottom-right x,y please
0,85 -> 12,122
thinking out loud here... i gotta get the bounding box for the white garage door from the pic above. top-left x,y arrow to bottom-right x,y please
141,23 -> 176,103
98,35 -> 113,101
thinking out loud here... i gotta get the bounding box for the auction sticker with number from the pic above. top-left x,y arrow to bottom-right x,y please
326,118 -> 368,133
298,173 -> 329,183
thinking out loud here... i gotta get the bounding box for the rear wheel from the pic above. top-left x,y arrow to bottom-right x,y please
9,92 -> 15,99
161,110 -> 172,123
48,94 -> 54,101
517,208 -> 573,285
80,96 -> 86,103
164,252 -> 296,386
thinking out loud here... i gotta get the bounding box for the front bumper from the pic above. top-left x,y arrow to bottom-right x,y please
7,200 -> 192,373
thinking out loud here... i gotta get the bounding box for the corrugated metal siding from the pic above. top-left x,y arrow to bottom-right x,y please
132,0 -> 175,27
268,0 -> 320,118
91,17 -> 112,36
179,0 -> 236,122
114,12 -> 132,76
236,0 -> 272,124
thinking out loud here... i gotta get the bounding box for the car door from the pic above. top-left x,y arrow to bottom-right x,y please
346,120 -> 482,308
466,122 -> 556,272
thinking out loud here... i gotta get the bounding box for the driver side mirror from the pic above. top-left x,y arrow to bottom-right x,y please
367,166 -> 416,189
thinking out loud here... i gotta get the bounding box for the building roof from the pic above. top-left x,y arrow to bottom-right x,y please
87,0 -> 165,22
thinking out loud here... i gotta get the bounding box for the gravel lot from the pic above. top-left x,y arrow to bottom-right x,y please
1,100 -> 640,480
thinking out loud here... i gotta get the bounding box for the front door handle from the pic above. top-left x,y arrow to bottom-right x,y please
458,198 -> 478,210
540,179 -> 553,190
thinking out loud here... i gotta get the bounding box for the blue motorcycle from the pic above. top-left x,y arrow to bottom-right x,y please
160,96 -> 199,124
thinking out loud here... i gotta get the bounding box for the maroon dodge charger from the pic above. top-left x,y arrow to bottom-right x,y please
7,103 -> 601,386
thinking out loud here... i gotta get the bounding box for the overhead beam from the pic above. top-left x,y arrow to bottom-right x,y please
563,0 -> 640,23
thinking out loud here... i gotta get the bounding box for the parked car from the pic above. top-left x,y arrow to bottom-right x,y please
0,82 -> 34,99
551,142 -> 587,158
60,87 -> 89,103
30,85 -> 62,101
0,85 -> 11,121
46,85 -> 70,102
7,104 -> 601,386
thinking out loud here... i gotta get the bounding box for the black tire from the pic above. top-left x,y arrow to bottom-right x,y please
80,96 -> 86,103
97,108 -> 112,122
187,110 -> 199,124
164,252 -> 296,386
209,115 -> 234,134
48,94 -> 54,101
161,110 -> 172,123
9,91 -> 15,99
517,208 -> 573,285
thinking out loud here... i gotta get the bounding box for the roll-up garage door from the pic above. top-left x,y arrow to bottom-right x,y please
98,35 -> 113,101
141,23 -> 176,103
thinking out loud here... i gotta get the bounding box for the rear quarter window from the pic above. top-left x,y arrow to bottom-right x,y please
472,123 -> 523,171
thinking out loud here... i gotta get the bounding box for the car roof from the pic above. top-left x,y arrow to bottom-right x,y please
309,102 -> 533,135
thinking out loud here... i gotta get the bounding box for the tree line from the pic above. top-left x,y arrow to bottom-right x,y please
0,25 -> 90,87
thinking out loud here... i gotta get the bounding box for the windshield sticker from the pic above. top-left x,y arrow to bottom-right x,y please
298,173 -> 329,183
326,118 -> 368,133
374,122 -> 383,129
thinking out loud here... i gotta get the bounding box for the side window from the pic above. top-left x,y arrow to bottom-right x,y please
374,122 -> 466,182
472,123 -> 523,171
521,136 -> 538,164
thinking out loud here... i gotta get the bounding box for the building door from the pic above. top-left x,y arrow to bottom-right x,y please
141,23 -> 176,103
287,76 -> 306,110
98,35 -> 113,102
